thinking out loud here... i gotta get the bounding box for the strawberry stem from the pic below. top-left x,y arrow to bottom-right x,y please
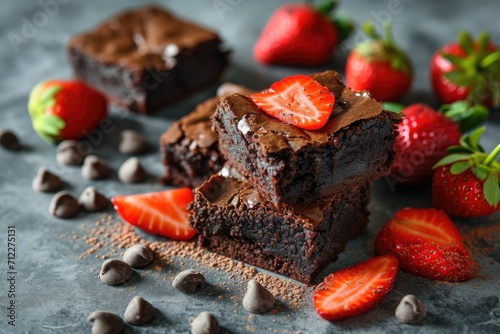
484,143 -> 500,166
384,21 -> 396,48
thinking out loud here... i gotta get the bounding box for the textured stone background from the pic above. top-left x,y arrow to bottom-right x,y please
0,0 -> 499,333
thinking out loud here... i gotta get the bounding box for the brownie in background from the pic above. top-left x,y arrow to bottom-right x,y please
68,6 -> 229,113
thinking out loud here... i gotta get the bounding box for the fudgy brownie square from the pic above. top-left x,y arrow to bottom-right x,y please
213,70 -> 399,208
189,174 -> 371,284
68,6 -> 229,113
160,84 -> 254,188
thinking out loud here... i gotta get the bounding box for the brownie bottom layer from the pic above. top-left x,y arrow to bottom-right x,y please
190,173 -> 372,284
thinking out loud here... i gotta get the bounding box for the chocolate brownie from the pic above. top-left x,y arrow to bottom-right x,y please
68,6 -> 229,113
189,174 -> 371,284
160,84 -> 255,188
213,70 -> 400,208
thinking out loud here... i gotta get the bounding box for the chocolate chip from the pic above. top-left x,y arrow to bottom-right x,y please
49,191 -> 80,218
79,186 -> 107,211
87,311 -> 124,334
56,140 -> 87,166
32,168 -> 62,192
119,130 -> 148,154
122,244 -> 154,268
0,130 -> 20,150
99,259 -> 133,285
172,269 -> 205,293
82,155 -> 111,180
395,295 -> 426,324
124,296 -> 156,325
242,279 -> 275,313
190,311 -> 220,334
118,157 -> 146,183
337,100 -> 348,108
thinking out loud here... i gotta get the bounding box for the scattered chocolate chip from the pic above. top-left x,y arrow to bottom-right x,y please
118,157 -> 146,183
49,191 -> 80,218
0,130 -> 20,150
172,269 -> 205,293
242,279 -> 275,313
119,130 -> 148,154
87,311 -> 124,334
79,186 -> 107,211
56,140 -> 87,166
124,296 -> 156,325
122,244 -> 154,268
82,155 -> 111,180
99,259 -> 133,285
190,311 -> 220,334
32,168 -> 62,192
395,295 -> 426,324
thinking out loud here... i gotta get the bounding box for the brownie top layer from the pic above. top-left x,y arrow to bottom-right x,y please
69,5 -> 221,70
162,96 -> 220,149
218,70 -> 390,154
197,174 -> 339,229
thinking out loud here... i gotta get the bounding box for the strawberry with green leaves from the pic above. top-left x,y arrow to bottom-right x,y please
250,74 -> 336,130
314,255 -> 398,321
433,127 -> 500,218
254,0 -> 354,66
111,188 -> 196,241
28,80 -> 107,143
431,31 -> 500,107
346,21 -> 412,101
374,208 -> 477,282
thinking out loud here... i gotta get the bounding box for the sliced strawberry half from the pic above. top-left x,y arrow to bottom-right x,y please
250,74 -> 335,130
374,208 -> 477,281
313,255 -> 398,321
111,188 -> 196,241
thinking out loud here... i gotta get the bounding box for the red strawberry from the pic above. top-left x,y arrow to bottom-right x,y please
111,188 -> 196,241
346,21 -> 412,101
28,80 -> 107,142
250,74 -> 335,130
374,208 -> 477,282
313,255 -> 398,321
389,103 -> 461,186
433,127 -> 500,218
431,31 -> 500,107
254,1 -> 353,66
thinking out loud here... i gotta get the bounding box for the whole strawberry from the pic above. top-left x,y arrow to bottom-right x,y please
254,1 -> 353,66
431,31 -> 500,107
346,21 -> 412,101
374,208 -> 477,282
389,103 -> 461,185
433,127 -> 500,218
28,80 -> 107,142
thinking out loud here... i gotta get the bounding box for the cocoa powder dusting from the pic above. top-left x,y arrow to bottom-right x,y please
63,214 -> 306,308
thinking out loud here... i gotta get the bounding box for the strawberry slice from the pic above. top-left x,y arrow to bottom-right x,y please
374,208 -> 477,281
313,255 -> 398,321
250,74 -> 335,130
111,188 -> 196,241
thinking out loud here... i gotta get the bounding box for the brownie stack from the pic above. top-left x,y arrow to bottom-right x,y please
189,70 -> 400,284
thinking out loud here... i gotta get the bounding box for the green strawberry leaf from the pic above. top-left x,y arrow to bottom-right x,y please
362,21 -> 380,40
34,114 -> 65,137
434,153 -> 471,169
440,101 -> 488,132
458,30 -> 474,54
472,165 -> 489,181
484,171 -> 500,207
442,53 -> 467,67
467,126 -> 486,151
450,161 -> 472,175
477,32 -> 490,54
39,85 -> 61,109
316,0 -> 337,15
382,102 -> 405,113
446,145 -> 475,155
